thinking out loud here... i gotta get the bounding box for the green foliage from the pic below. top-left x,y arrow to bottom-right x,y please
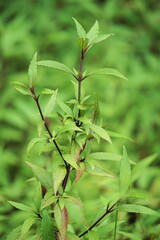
1,2 -> 160,239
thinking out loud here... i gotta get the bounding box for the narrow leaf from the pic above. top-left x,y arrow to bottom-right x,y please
75,162 -> 85,182
44,90 -> 58,116
72,18 -> 86,38
28,52 -> 37,87
40,88 -> 57,95
37,60 -> 73,74
119,147 -> 131,196
27,137 -> 46,156
88,230 -> 99,240
21,217 -> 36,237
89,68 -> 128,80
88,152 -> 122,161
41,209 -> 56,240
26,161 -> 53,189
118,204 -> 160,217
8,201 -> 33,212
87,20 -> 99,43
34,182 -> 42,212
12,82 -> 31,96
54,204 -> 68,240
7,226 -> 21,240
67,232 -> 80,240
57,98 -> 73,116
90,124 -> 112,143
91,34 -> 113,44
53,165 -> 66,195
42,196 -> 57,209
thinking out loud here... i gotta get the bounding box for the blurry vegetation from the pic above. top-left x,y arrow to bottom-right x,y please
0,0 -> 160,239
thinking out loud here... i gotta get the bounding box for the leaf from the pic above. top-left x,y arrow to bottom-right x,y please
27,137 -> 46,156
34,182 -> 42,212
90,124 -> 112,143
71,80 -> 86,100
91,34 -> 113,44
7,226 -> 21,240
41,209 -> 56,240
119,146 -> 131,196
107,130 -> 133,142
28,52 -> 37,87
75,162 -> 85,182
44,90 -> 58,116
88,152 -> 122,161
40,88 -> 57,95
26,161 -> 53,189
57,122 -> 82,136
53,165 -> 66,195
85,161 -> 114,178
72,17 -> 86,39
41,196 -> 57,209
37,60 -> 73,74
118,204 -> 160,217
57,98 -> 73,116
67,232 -> 80,240
63,154 -> 78,169
64,192 -> 83,207
117,231 -> 140,240
21,217 -> 36,237
12,82 -> 31,96
87,20 -> 99,43
8,201 -> 33,212
54,204 -> 68,240
88,68 -> 128,80
88,230 -> 99,240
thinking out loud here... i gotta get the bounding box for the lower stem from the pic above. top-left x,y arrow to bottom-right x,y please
78,80 -> 81,118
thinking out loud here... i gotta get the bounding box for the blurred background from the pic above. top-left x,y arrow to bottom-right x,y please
0,0 -> 160,239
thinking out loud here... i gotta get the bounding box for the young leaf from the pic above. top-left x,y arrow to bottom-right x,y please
90,34 -> 113,45
28,52 -> 37,87
90,124 -> 112,143
7,226 -> 21,240
63,154 -> 78,169
8,201 -> 33,212
41,196 -> 57,209
12,82 -> 31,96
37,60 -> 73,74
56,98 -> 73,116
53,165 -> 66,195
88,152 -> 122,161
27,137 -> 46,156
26,161 -> 53,189
88,68 -> 128,80
87,20 -> 99,43
118,204 -> 160,217
40,88 -> 57,95
85,161 -> 114,178
75,162 -> 85,182
21,217 -> 36,237
34,182 -> 42,212
119,147 -> 131,196
72,18 -> 86,39
41,209 -> 56,240
64,192 -> 83,207
44,90 -> 58,116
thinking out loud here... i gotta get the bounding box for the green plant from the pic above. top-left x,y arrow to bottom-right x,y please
8,18 -> 160,240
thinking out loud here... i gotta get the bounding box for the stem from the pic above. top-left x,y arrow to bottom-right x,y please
79,200 -> 120,238
30,87 -> 67,169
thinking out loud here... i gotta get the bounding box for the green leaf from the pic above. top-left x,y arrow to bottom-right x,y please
57,98 -> 73,116
119,146 -> 131,196
41,209 -> 56,240
57,122 -> 82,136
118,204 -> 160,217
63,154 -> 78,169
37,60 -> 73,74
41,196 -> 57,209
12,82 -> 31,96
8,201 -> 33,212
40,88 -> 57,95
85,161 -> 114,178
53,165 -> 66,194
7,226 -> 21,240
26,161 -> 53,189
64,192 -> 83,207
34,182 -> 42,212
87,20 -> 99,43
28,52 -> 37,87
44,90 -> 58,116
88,230 -> 99,240
75,162 -> 85,182
90,124 -> 112,143
118,231 -> 140,240
21,217 -> 36,237
88,68 -> 128,80
72,18 -> 86,39
67,232 -> 80,240
88,152 -> 122,161
91,34 -> 113,44
27,137 -> 46,156
54,204 -> 68,240
71,80 -> 86,100
107,130 -> 133,142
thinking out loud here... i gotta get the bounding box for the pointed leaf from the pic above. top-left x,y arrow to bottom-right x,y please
87,20 -> 99,43
75,162 -> 85,182
88,152 -> 122,161
37,60 -> 73,74
91,34 -> 113,44
119,147 -> 131,196
26,161 -> 53,189
118,204 -> 160,217
64,154 -> 78,169
42,196 -> 57,209
64,192 -> 83,207
40,88 -> 57,95
57,98 -> 73,116
27,137 -> 46,155
67,232 -> 80,240
53,165 -> 66,194
7,226 -> 21,240
21,217 -> 36,237
34,182 -> 42,212
72,18 -> 86,38
89,68 -> 128,80
8,201 -> 33,212
90,124 -> 112,143
54,204 -> 68,240
41,209 -> 56,240
12,82 -> 31,96
28,52 -> 37,87
44,90 -> 58,116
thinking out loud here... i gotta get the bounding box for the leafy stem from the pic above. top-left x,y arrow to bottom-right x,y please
79,200 -> 120,238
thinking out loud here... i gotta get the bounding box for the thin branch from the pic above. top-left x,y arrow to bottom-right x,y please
79,200 -> 120,238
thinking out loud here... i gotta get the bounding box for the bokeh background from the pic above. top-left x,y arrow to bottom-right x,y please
0,0 -> 160,239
